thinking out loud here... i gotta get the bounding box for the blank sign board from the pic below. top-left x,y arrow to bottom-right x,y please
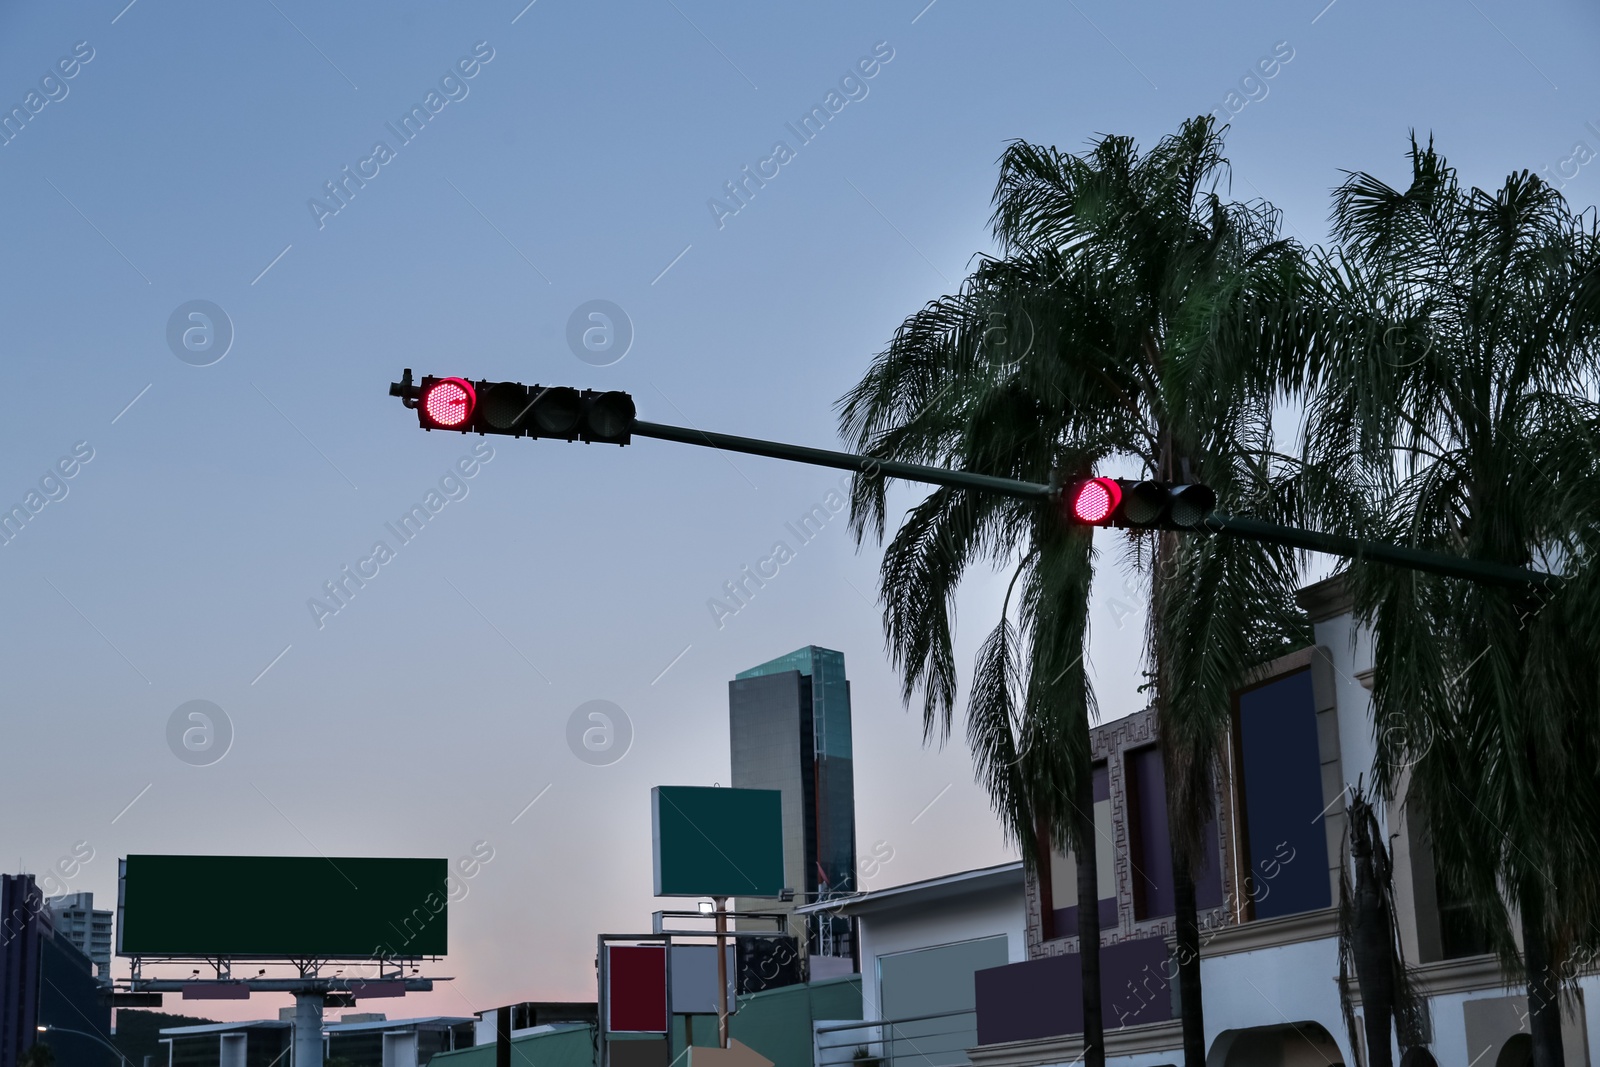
670,944 -> 735,1014
651,786 -> 784,898
607,945 -> 668,1033
119,855 -> 448,958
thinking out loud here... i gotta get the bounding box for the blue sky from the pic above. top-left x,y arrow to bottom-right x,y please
3,0 -> 1597,1021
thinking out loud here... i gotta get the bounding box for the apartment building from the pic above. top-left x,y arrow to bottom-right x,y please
47,892 -> 112,984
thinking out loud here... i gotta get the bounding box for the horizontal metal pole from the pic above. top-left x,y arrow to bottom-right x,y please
630,420 -> 1559,590
815,1010 -> 977,1034
631,421 -> 1054,500
1205,513 -> 1559,591
389,376 -> 1558,591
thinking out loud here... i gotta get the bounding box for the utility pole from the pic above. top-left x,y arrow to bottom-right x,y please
714,897 -> 730,1050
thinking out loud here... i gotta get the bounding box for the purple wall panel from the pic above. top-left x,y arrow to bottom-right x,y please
974,937 -> 1174,1045
975,952 -> 1081,1045
1051,897 -> 1118,939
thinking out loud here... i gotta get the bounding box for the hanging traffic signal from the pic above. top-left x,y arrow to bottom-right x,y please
391,371 -> 635,444
1060,478 -> 1216,530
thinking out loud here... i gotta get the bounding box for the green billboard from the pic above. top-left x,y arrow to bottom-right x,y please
118,855 -> 448,958
652,786 -> 784,898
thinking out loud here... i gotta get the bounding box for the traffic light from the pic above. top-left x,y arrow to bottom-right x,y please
419,377 -> 475,429
1061,477 -> 1216,530
391,370 -> 635,444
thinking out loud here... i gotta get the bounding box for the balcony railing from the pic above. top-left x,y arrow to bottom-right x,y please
814,1011 -> 979,1067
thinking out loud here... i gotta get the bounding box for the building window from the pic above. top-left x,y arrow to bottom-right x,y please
1232,668 -> 1331,919
1436,867 -> 1492,960
1124,745 -> 1223,921
878,935 -> 1008,1063
1046,764 -> 1117,935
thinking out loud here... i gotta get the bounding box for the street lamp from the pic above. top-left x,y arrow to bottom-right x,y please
36,1024 -> 131,1067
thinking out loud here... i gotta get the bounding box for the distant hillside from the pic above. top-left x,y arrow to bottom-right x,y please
114,1011 -> 218,1067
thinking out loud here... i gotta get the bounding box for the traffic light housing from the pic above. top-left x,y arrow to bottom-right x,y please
1061,477 -> 1216,530
391,370 -> 635,444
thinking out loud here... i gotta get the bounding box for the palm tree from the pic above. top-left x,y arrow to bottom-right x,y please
1301,136 -> 1600,1067
838,116 -> 1311,1067
838,254 -> 1108,1061
1337,784 -> 1422,1067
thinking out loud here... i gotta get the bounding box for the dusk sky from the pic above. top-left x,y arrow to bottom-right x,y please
3,0 -> 1597,1024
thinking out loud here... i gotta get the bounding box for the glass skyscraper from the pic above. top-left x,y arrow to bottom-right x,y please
729,646 -> 857,965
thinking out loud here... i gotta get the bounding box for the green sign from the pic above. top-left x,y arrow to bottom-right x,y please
118,855 -> 448,958
652,786 -> 784,898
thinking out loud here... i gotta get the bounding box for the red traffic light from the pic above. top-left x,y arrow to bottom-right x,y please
421,377 -> 476,429
1060,476 -> 1217,529
1065,477 -> 1122,525
393,371 -> 636,445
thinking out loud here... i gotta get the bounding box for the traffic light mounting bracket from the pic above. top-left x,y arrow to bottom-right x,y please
389,368 -> 421,409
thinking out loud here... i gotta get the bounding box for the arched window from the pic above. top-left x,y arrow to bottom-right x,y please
1210,1021 -> 1347,1066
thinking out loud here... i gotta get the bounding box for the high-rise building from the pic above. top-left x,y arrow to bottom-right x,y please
0,876 -> 112,1067
0,875 -> 48,1067
46,893 -> 111,984
728,646 -> 857,972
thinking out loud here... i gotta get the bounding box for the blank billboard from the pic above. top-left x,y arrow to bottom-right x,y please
651,786 -> 784,898
118,855 -> 448,958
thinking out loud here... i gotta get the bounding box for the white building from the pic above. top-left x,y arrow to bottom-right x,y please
957,577 -> 1599,1067
797,862 -> 1026,1067
48,891 -> 113,983
158,1015 -> 475,1067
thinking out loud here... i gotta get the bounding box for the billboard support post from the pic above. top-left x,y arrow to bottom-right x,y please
714,898 -> 729,1050
495,1005 -> 511,1067
293,992 -> 323,1067
596,935 -> 608,1067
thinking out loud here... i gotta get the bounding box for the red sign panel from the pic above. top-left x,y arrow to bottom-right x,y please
607,945 -> 668,1033
349,980 -> 405,999
182,983 -> 250,1000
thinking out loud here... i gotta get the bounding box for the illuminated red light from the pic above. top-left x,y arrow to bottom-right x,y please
1067,477 -> 1121,525
422,378 -> 476,429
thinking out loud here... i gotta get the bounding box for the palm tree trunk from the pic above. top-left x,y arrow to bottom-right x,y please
1351,851 -> 1395,1067
1521,880 -> 1564,1067
1035,819 -> 1057,941
1150,520 -> 1205,1067
1075,770 -> 1105,1067
1171,852 -> 1205,1067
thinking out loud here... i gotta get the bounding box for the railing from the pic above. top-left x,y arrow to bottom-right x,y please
814,1011 -> 979,1067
